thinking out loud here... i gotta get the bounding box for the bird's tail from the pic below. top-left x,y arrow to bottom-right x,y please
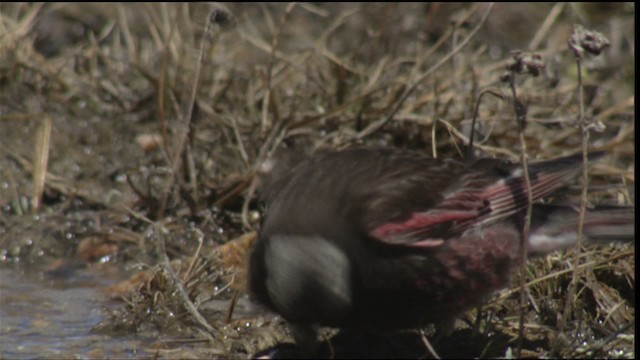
528,204 -> 635,254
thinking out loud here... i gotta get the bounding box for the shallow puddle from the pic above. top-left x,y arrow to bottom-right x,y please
0,264 -> 153,359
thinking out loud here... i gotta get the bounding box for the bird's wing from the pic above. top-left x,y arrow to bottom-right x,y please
370,152 -> 605,246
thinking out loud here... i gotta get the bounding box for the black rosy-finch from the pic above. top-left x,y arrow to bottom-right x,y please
248,147 -> 634,354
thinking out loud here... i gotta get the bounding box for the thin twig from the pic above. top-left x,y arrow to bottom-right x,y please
184,229 -> 204,280
560,56 -> 589,334
435,117 -> 520,159
468,88 -> 506,157
496,249 -> 635,301
241,124 -> 288,229
239,29 -> 329,95
420,329 -> 441,359
224,289 -> 240,324
560,24 -> 610,336
157,9 -> 219,218
155,222 -> 217,334
510,72 -> 534,359
355,3 -> 494,140
228,113 -> 251,167
529,3 -> 566,50
32,113 -> 52,213
122,206 -> 217,334
261,2 -> 297,135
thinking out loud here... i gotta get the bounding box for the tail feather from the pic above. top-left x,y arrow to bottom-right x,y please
528,204 -> 635,254
450,151 -> 606,234
527,151 -> 605,174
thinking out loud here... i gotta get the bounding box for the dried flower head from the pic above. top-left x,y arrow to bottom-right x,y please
506,50 -> 546,77
568,25 -> 610,59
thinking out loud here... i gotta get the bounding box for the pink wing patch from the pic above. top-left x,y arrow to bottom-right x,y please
370,164 -> 580,246
371,211 -> 477,244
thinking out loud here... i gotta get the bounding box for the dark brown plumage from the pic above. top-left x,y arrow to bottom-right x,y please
248,147 -> 634,355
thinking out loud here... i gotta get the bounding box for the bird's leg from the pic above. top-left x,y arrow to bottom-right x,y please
290,323 -> 318,358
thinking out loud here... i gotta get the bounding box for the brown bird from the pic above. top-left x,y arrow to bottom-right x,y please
248,147 -> 634,355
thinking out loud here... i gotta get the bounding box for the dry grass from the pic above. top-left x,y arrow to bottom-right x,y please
0,3 -> 634,358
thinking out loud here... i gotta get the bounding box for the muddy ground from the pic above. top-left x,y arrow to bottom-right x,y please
0,3 -> 635,359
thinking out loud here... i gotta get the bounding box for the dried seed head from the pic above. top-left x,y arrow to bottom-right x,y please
506,50 -> 546,77
568,25 -> 610,59
499,72 -> 512,83
209,3 -> 236,30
